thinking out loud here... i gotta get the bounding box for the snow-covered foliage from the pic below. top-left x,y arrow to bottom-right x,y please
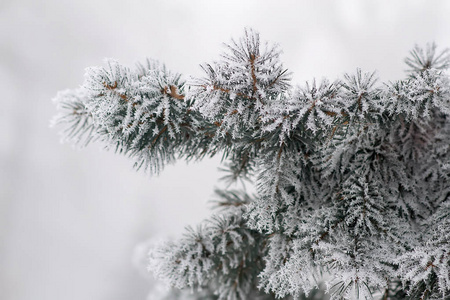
53,30 -> 450,300
190,29 -> 290,140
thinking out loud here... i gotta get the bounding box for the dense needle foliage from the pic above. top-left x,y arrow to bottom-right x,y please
53,30 -> 450,300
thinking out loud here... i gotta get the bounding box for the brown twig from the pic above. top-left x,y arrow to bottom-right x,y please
161,85 -> 185,100
150,125 -> 167,147
357,93 -> 364,111
250,53 -> 258,94
103,81 -> 128,101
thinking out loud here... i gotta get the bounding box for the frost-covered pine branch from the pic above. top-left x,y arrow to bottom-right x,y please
53,29 -> 450,300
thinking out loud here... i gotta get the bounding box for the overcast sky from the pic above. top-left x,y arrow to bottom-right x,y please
1,1 -> 450,300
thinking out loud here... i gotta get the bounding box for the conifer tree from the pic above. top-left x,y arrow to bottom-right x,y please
53,30 -> 450,300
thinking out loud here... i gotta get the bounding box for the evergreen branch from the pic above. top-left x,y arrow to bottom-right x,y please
53,31 -> 450,299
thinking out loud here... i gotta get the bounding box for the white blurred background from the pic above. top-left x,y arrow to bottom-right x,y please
1,1 -> 449,299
